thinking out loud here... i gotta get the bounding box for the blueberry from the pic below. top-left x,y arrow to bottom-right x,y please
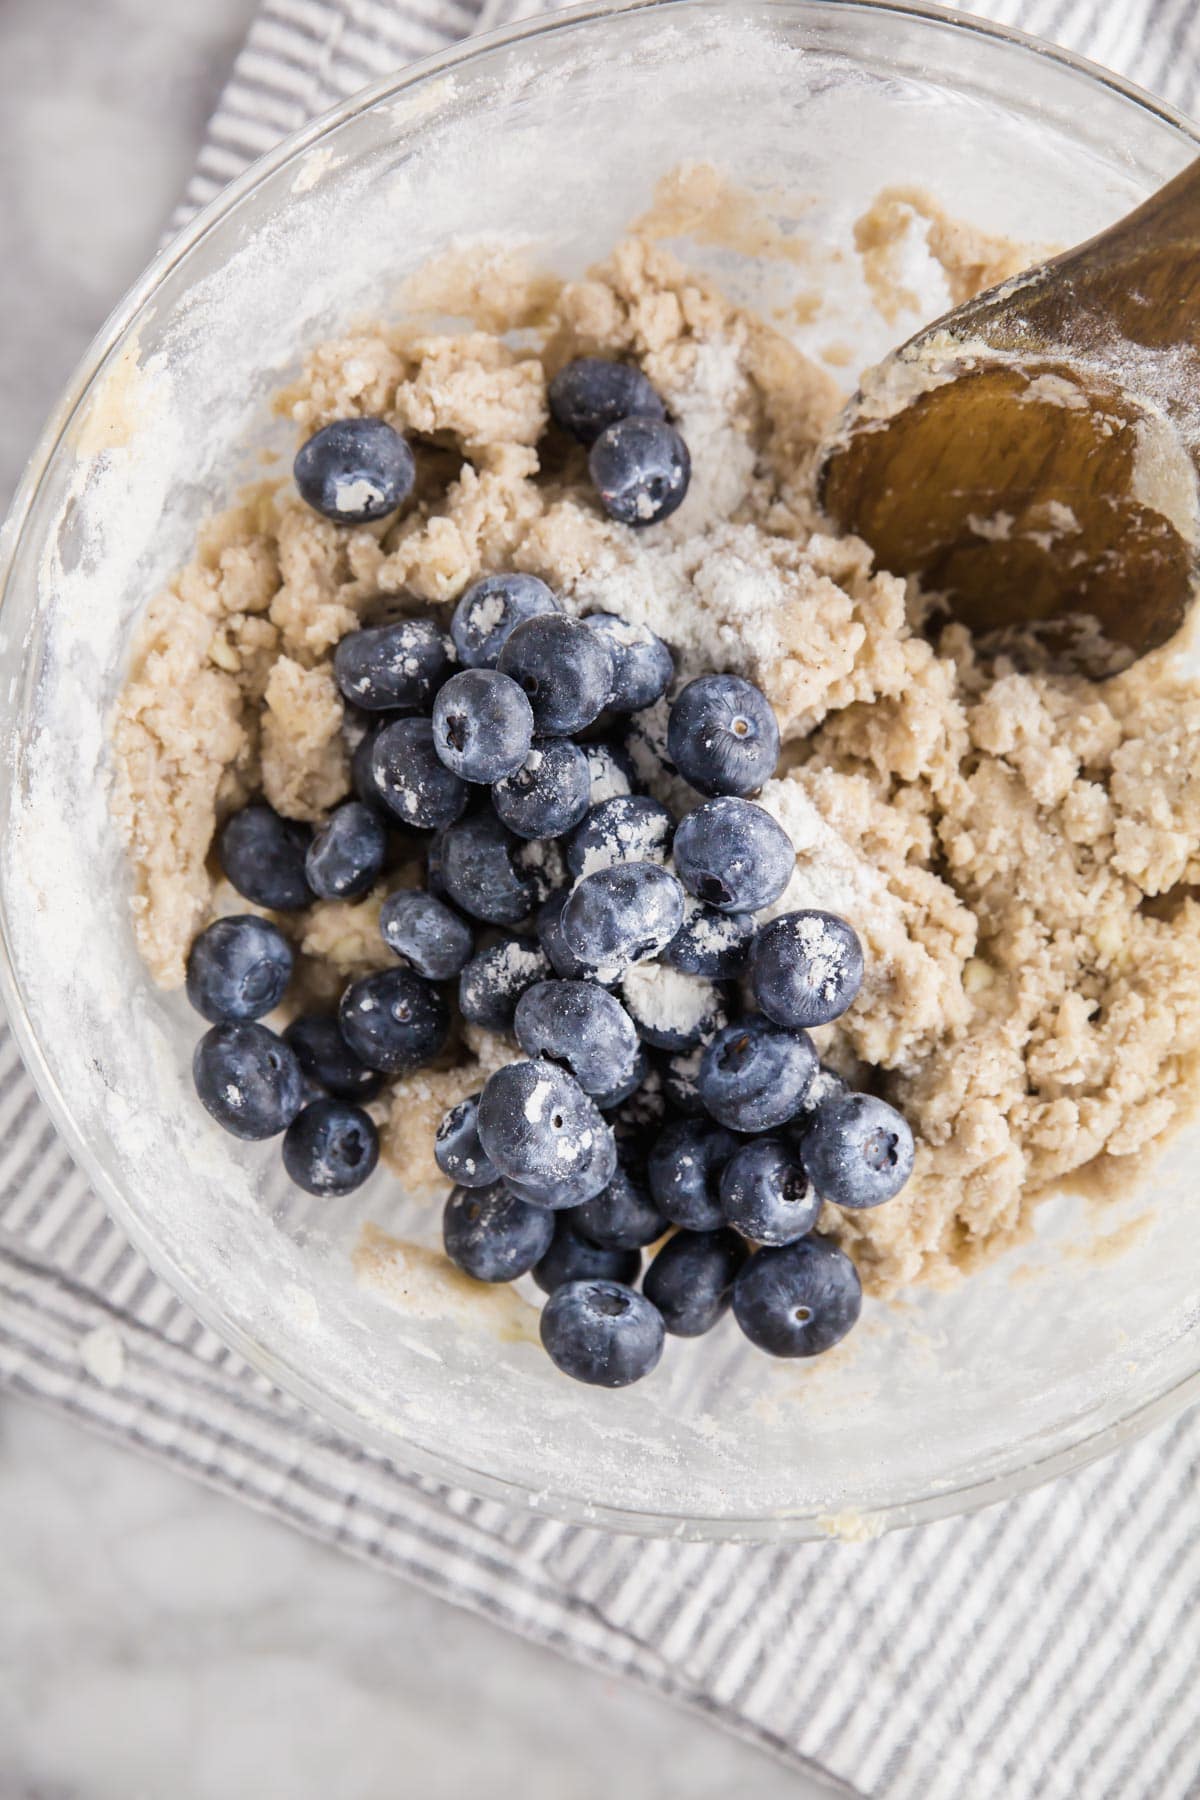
719,1139 -> 821,1245
368,718 -> 468,831
583,613 -> 674,711
661,1044 -> 706,1116
643,1228 -> 747,1337
667,674 -> 780,797
431,669 -> 534,783
560,862 -> 686,978
443,1181 -> 555,1282
434,1095 -> 498,1189
591,1044 -> 650,1112
732,1236 -> 862,1357
511,835 -> 567,908
799,1092 -> 915,1209
186,915 -> 293,1024
192,1021 -> 303,1140
646,1117 -> 737,1231
672,798 -> 794,915
622,697 -> 680,797
547,357 -> 665,446
662,895 -> 754,980
751,909 -> 865,1030
283,1012 -> 385,1102
492,739 -> 591,839
458,937 -> 551,1032
350,726 -> 384,813
697,1019 -> 816,1132
476,1059 -> 615,1206
282,1098 -> 379,1195
786,1065 -> 850,1146
435,811 -> 536,926
571,1165 -> 666,1251
497,614 -> 615,736
218,803 -> 312,911
583,740 -> 637,806
451,573 -> 559,669
539,1279 -> 664,1387
305,801 -> 388,901
338,967 -> 450,1073
566,795 -> 673,880
293,417 -> 415,523
333,617 -> 452,712
537,890 -> 608,983
380,888 -> 474,981
619,963 -> 728,1054
532,1214 -> 641,1294
513,979 -> 641,1101
589,417 -> 690,527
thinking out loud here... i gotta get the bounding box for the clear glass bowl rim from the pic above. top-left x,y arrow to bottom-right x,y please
2,0 -> 1200,1542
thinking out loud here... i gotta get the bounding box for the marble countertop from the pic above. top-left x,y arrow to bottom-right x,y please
0,4 -> 824,1795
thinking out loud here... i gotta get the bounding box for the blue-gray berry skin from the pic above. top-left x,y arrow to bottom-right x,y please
458,937 -> 551,1032
293,417 -> 415,523
732,1236 -> 862,1357
193,1022 -> 303,1140
751,910 -> 865,1030
513,979 -> 641,1101
548,358 -> 666,446
800,1092 -> 915,1209
643,1227 -> 747,1337
566,795 -> 673,880
443,1182 -> 555,1283
434,1096 -> 498,1189
592,1045 -> 650,1112
282,1098 -> 379,1195
589,416 -> 691,527
667,674 -> 780,797
333,617 -> 452,712
661,1045 -> 706,1117
493,738 -> 591,840
497,614 -> 615,736
435,811 -> 537,926
186,915 -> 293,1024
646,1117 -> 738,1231
698,1019 -> 817,1133
583,613 -> 674,711
571,1165 -> 666,1251
451,573 -> 559,669
786,1065 -> 849,1149
532,1214 -> 641,1295
537,890 -> 609,983
584,740 -> 637,806
368,717 -> 469,831
540,1279 -> 665,1387
719,1138 -> 821,1246
283,1013 -> 384,1102
338,967 -> 450,1074
380,889 -> 474,982
218,803 -> 313,911
431,668 -> 534,783
672,797 -> 794,915
662,895 -> 754,980
560,862 -> 686,978
619,964 -> 728,1054
476,1059 -> 615,1205
305,801 -> 388,901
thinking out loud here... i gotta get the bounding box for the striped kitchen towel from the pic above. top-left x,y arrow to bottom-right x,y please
5,4 -> 1200,1797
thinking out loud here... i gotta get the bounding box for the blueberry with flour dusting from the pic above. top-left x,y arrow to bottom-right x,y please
619,962 -> 728,1054
662,894 -> 754,981
193,1022 -> 303,1141
380,889 -> 474,982
305,801 -> 388,901
547,358 -> 666,446
434,1095 -> 498,1189
800,1093 -> 915,1210
672,797 -> 794,916
751,909 -> 865,1029
560,862 -> 686,979
582,613 -> 674,712
697,1019 -> 817,1133
451,573 -> 559,669
497,614 -> 615,736
492,739 -> 591,839
476,1059 -> 615,1207
513,979 -> 642,1101
540,1280 -> 664,1387
643,1227 -> 747,1337
368,718 -> 468,831
589,416 -> 691,527
536,890 -> 609,983
434,811 -> 536,926
218,803 -> 312,911
566,795 -> 673,880
532,1214 -> 641,1294
333,617 -> 452,713
282,1099 -> 379,1196
583,741 -> 638,807
647,1116 -> 738,1232
294,417 -> 415,523
443,1182 -> 555,1283
338,967 -> 450,1073
431,669 -> 534,784
667,673 -> 780,797
458,937 -> 551,1032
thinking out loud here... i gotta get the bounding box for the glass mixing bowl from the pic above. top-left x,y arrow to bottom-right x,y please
3,0 -> 1199,1541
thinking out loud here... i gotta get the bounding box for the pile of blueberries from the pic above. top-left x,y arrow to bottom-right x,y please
183,356 -> 914,1390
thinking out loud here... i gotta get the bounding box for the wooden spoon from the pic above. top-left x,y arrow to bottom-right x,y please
818,158 -> 1200,654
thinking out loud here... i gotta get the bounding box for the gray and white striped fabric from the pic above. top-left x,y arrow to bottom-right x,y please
4,3 -> 1200,1795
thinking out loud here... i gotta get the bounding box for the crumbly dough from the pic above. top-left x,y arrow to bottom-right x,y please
111,172 -> 1200,1292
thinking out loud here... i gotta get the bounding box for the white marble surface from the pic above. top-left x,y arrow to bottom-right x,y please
0,6 -> 824,1796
